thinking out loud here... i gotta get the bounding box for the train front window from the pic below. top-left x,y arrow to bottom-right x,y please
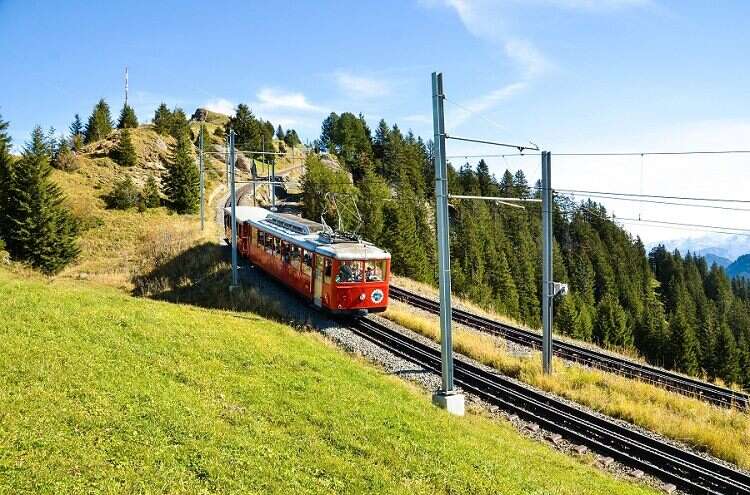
336,260 -> 363,283
365,260 -> 386,282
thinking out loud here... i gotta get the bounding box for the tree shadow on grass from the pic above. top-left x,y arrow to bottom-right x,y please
131,242 -> 285,320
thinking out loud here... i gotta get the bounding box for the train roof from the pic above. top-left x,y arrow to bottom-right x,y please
225,206 -> 391,260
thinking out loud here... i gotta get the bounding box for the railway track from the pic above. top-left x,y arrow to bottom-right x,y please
350,317 -> 750,494
389,286 -> 750,409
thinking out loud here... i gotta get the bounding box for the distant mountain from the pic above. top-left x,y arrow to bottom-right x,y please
648,234 -> 750,262
703,253 -> 733,269
727,254 -> 750,279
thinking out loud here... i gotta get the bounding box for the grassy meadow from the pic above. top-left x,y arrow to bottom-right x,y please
0,270 -> 658,494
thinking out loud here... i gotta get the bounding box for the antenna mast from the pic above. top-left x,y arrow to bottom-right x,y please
124,66 -> 129,106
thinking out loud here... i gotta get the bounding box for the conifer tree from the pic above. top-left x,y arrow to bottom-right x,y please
0,114 -> 13,242
381,171 -> 430,282
153,103 -> 172,135
52,138 -> 76,171
142,175 -> 161,208
714,323 -> 740,384
284,129 -> 301,148
169,108 -> 190,139
84,99 -> 113,143
117,103 -> 139,129
670,307 -> 700,374
276,125 -> 284,140
112,129 -> 137,167
163,132 -> 200,214
69,114 -> 84,150
594,293 -> 630,347
4,126 -> 79,273
105,176 -> 140,210
357,164 -> 389,243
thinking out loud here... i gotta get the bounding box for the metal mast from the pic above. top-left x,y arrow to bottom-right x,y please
541,151 -> 553,374
199,124 -> 205,231
230,129 -> 239,289
124,67 -> 128,106
431,72 -> 463,415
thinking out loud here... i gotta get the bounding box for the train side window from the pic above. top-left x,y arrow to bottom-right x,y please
290,245 -> 301,270
324,258 -> 332,284
302,250 -> 312,276
274,237 -> 281,257
251,227 -> 257,245
281,241 -> 290,263
336,260 -> 363,283
257,230 -> 265,246
265,234 -> 274,253
365,260 -> 386,282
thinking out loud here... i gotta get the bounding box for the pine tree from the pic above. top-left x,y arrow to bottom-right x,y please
284,129 -> 301,148
357,164 -> 389,243
52,138 -> 76,171
105,176 -> 140,210
276,125 -> 284,140
0,114 -> 13,242
142,175 -> 161,208
169,108 -> 189,139
117,103 -> 139,129
69,114 -> 84,150
594,293 -> 630,347
670,306 -> 700,375
153,103 -> 172,136
84,99 -> 113,143
112,129 -> 137,167
4,126 -> 79,274
163,132 -> 200,214
714,324 -> 740,384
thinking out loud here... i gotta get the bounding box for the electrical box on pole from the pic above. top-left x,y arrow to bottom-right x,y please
230,129 -> 239,290
541,151 -> 553,374
431,72 -> 464,416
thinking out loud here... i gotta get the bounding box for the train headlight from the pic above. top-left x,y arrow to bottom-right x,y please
359,293 -> 366,302
371,289 -> 384,304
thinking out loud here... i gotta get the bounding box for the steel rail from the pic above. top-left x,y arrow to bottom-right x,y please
388,286 -> 750,409
349,318 -> 750,494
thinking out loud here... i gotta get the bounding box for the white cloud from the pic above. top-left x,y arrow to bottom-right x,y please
255,88 -> 324,112
504,38 -> 552,78
203,98 -> 235,116
334,71 -> 391,99
447,82 -> 527,130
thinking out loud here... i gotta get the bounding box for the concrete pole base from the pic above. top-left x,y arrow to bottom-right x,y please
432,391 -> 465,416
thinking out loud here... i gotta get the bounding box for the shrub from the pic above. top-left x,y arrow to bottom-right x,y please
105,176 -> 140,210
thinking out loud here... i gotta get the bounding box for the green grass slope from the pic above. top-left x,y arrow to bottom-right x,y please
0,270 -> 655,494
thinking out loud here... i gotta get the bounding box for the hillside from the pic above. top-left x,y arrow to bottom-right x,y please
0,269 -> 656,495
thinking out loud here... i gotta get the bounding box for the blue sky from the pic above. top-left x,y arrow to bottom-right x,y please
1,0 -> 749,245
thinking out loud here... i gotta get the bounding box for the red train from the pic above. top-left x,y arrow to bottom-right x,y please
225,206 -> 391,315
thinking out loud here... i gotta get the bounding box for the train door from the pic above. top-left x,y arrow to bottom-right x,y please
313,254 -> 324,307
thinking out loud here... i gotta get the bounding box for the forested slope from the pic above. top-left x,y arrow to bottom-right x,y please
302,112 -> 750,388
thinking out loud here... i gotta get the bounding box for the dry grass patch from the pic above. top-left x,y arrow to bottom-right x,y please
383,302 -> 750,470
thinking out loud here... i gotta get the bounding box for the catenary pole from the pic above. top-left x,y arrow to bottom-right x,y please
230,129 -> 239,289
541,151 -> 553,374
199,124 -> 205,231
432,72 -> 455,395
